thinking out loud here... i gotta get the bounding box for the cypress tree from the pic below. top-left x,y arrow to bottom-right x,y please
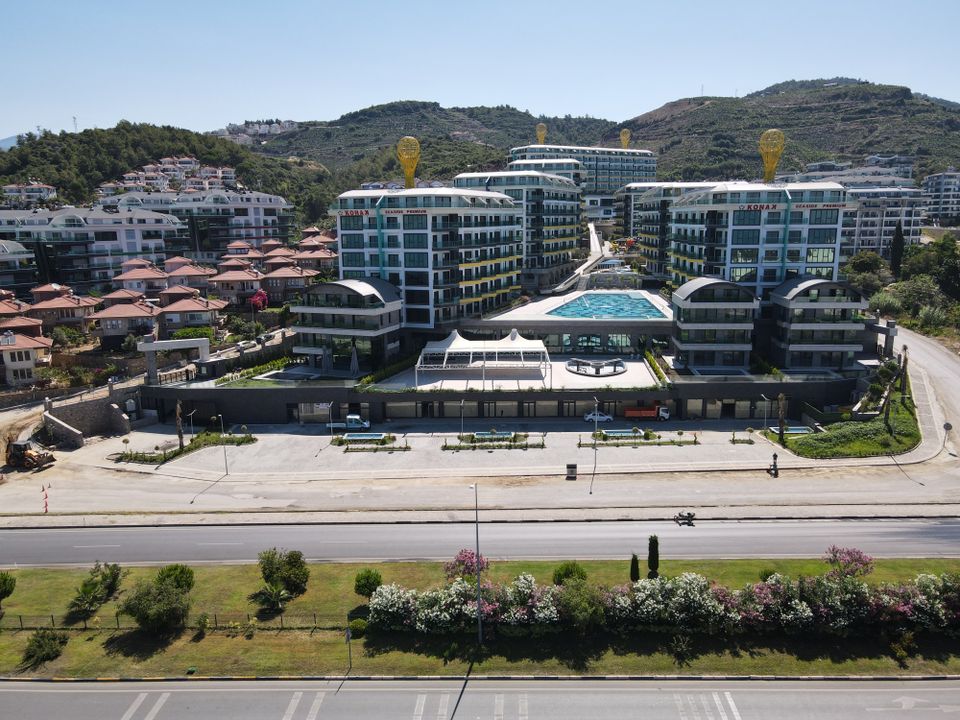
890,221 -> 905,279
647,535 -> 659,579
630,553 -> 640,582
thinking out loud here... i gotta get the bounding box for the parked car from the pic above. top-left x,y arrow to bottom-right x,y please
583,411 -> 614,423
237,340 -> 257,350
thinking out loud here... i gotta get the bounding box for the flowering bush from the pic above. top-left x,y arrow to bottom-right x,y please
365,549 -> 960,640
444,549 -> 489,581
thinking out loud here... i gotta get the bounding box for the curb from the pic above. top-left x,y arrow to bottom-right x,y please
3,673 -> 959,683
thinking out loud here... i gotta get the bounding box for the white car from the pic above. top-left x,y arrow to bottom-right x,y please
583,411 -> 614,423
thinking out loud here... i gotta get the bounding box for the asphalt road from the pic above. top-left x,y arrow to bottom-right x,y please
1,519 -> 959,567
1,679 -> 958,719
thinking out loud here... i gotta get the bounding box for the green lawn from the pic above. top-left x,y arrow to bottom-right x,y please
3,558 -> 959,678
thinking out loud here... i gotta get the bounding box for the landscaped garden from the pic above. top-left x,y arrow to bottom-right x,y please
1,547 -> 959,677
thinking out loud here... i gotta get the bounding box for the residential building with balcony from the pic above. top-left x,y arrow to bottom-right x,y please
0,240 -> 37,297
615,182 -> 718,280
111,263 -> 169,295
453,171 -> 582,290
159,296 -> 228,338
770,278 -> 868,370
98,190 -> 293,262
671,277 -> 759,369
2,182 -> 57,205
0,331 -> 53,386
842,187 -> 924,260
505,158 -> 584,186
261,265 -> 320,304
293,278 -> 403,372
334,187 -> 522,329
101,288 -> 146,307
509,144 -> 656,222
922,171 -> 960,224
208,268 -> 264,306
26,283 -> 100,331
88,301 -> 161,350
667,182 -> 852,303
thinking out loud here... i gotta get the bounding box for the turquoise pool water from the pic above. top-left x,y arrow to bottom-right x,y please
548,293 -> 665,320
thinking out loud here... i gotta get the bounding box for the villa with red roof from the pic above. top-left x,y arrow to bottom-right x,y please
208,268 -> 263,306
88,301 -> 161,349
0,331 -> 53,386
261,266 -> 319,303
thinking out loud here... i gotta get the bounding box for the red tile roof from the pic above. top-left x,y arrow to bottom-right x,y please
102,289 -> 146,300
261,266 -> 319,279
0,316 -> 42,331
31,283 -> 70,294
112,267 -> 169,281
210,269 -> 263,282
29,295 -> 100,310
264,247 -> 296,257
167,264 -> 217,277
158,285 -> 200,297
89,301 -> 160,320
0,332 -> 53,351
161,298 -> 228,313
0,299 -> 31,316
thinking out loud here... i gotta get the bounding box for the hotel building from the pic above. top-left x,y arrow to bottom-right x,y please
334,188 -> 522,329
509,144 -> 656,221
667,182 -> 852,302
453,171 -> 581,290
842,187 -> 924,260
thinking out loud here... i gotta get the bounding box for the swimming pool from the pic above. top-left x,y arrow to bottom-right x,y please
548,292 -> 665,320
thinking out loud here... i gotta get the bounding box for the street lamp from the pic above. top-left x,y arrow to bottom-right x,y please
460,398 -> 465,441
210,414 -> 228,476
185,409 -> 196,441
761,393 -> 770,436
468,483 -> 482,646
590,396 -> 599,495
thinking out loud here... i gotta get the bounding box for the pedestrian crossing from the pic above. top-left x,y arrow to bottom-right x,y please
113,688 -> 743,719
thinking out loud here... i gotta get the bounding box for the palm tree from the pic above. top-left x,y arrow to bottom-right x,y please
256,583 -> 291,613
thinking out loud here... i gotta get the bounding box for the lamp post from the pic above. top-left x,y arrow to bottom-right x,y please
468,483 -> 482,646
761,393 -> 770,436
186,409 -> 196,441
460,398 -> 465,442
211,414 -> 228,476
590,396 -> 599,495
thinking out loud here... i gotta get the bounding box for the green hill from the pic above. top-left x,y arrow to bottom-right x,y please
613,81 -> 960,180
256,101 -> 616,169
0,122 -> 331,221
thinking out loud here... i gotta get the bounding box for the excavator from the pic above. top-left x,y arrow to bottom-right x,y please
4,436 -> 55,470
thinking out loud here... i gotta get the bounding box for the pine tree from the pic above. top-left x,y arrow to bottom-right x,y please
890,221 -> 905,279
630,553 -> 640,582
647,535 -> 659,579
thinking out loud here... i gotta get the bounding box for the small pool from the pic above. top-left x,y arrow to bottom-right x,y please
769,426 -> 814,435
548,292 -> 665,319
342,432 -> 387,442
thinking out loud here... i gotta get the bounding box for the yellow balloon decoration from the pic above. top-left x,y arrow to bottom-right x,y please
397,136 -> 421,189
535,122 -> 547,145
759,129 -> 786,183
619,129 -> 631,149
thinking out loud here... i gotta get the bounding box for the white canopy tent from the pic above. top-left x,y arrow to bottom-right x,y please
414,329 -> 552,389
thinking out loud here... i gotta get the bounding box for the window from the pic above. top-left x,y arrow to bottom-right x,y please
808,228 -> 837,244
340,234 -> 364,249
402,214 -> 427,230
731,248 -> 758,263
806,248 -> 835,263
786,249 -> 802,262
790,211 -> 803,223
341,252 -> 365,267
12,368 -> 32,381
763,249 -> 779,262
732,210 -> 761,225
809,209 -> 839,225
403,252 -> 429,268
729,267 -> 757,282
340,216 -> 364,231
804,266 -> 834,278
403,233 -> 428,249
731,229 -> 760,245
767,211 -> 781,223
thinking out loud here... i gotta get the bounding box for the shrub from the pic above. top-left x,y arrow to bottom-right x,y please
444,549 -> 489,580
69,576 -> 105,619
22,628 -> 68,668
120,334 -> 138,353
918,305 -> 948,329
156,564 -> 195,593
195,612 -> 210,636
870,291 -> 902,316
254,583 -> 291,612
647,535 -> 660,579
120,576 -> 191,635
553,560 -> 587,586
92,562 -> 124,599
556,578 -> 604,633
354,568 -> 383,599
368,583 -> 418,631
629,554 -> 640,583
258,548 -> 310,596
349,618 -> 368,639
0,571 -> 15,610
867,383 -> 884,400
172,326 -> 214,341
759,567 -> 777,582
824,545 -> 874,577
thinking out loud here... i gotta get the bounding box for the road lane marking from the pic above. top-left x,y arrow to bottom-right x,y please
518,693 -> 528,720
142,693 -> 169,720
281,691 -> 303,720
494,693 -> 504,720
699,694 -> 715,719
712,692 -> 729,720
72,544 -> 121,548
119,692 -> 147,720
436,693 -> 449,720
686,694 -> 702,720
674,694 -> 689,720
413,693 -> 426,720
305,691 -> 325,720
724,692 -> 743,720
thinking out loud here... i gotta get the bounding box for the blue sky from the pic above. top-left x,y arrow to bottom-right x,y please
3,0 -> 957,139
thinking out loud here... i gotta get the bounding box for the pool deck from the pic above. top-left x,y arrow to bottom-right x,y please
488,289 -> 673,323
376,357 -> 659,391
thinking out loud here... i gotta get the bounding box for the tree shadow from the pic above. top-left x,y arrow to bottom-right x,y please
346,604 -> 369,621
103,628 -> 182,661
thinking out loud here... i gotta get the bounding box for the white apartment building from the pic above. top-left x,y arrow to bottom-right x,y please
509,144 -> 656,221
843,187 -> 924,259
2,182 -> 57,204
453,171 -> 582,290
668,182 -> 853,302
505,158 -> 584,186
334,187 -> 522,328
616,182 -> 719,280
922,171 -> 960,224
